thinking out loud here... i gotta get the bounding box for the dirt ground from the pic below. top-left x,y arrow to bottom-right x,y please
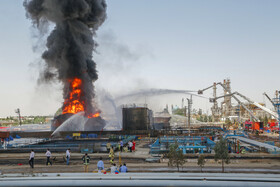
1,140 -> 280,174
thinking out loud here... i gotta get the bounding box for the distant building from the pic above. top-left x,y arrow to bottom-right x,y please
153,108 -> 171,130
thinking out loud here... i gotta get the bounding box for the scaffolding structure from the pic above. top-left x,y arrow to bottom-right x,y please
272,91 -> 280,140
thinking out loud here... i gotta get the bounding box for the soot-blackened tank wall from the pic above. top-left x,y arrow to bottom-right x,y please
122,107 -> 152,131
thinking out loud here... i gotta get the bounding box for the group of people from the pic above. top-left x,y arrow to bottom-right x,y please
28,149 -> 128,173
110,140 -> 136,153
82,156 -> 128,173
105,140 -> 136,166
127,140 -> 136,152
28,139 -> 137,170
28,148 -> 55,168
110,163 -> 127,173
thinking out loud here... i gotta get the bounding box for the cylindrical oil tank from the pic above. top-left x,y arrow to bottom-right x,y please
122,106 -> 152,131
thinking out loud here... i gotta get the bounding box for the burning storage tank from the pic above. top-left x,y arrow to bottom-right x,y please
122,104 -> 153,131
51,78 -> 105,132
24,0 -> 107,133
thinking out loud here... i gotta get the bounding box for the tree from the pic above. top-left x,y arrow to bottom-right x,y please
33,116 -> 46,124
198,115 -> 203,122
208,116 -> 212,122
214,138 -> 230,172
264,116 -> 268,126
203,115 -> 208,122
167,142 -> 186,171
173,108 -> 186,116
197,154 -> 206,172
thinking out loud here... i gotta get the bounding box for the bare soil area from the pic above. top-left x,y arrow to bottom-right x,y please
1,140 -> 280,174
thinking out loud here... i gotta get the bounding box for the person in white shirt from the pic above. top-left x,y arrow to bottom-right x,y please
97,157 -> 104,173
128,141 -> 133,152
29,150 -> 35,168
66,149 -> 71,165
110,163 -> 117,173
45,148 -> 52,166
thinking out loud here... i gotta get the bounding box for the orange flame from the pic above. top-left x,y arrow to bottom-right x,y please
62,78 -> 84,114
88,112 -> 100,118
62,78 -> 99,118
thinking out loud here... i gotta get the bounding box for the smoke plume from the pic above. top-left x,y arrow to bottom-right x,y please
23,0 -> 107,115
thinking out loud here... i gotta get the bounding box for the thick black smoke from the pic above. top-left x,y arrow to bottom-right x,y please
24,0 -> 107,115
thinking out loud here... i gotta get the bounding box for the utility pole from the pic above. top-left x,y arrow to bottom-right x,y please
15,108 -> 22,126
186,96 -> 192,136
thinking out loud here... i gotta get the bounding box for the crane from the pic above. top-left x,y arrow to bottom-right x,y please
199,80 -> 276,122
234,92 -> 278,119
198,85 -> 214,95
209,90 -> 259,122
209,93 -> 234,103
210,90 -> 279,120
198,83 -> 220,122
263,92 -> 277,111
216,82 -> 260,122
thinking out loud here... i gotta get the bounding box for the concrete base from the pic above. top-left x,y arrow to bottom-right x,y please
1,173 -> 280,186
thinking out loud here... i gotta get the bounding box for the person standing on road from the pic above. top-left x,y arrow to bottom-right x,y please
66,148 -> 71,165
128,141 -> 133,152
106,142 -> 111,153
120,140 -> 123,152
109,146 -> 115,164
82,153 -> 90,172
29,149 -> 35,168
97,157 -> 104,173
132,140 -> 136,152
45,148 -> 52,166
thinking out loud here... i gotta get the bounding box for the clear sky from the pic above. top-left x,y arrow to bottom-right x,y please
0,0 -> 279,117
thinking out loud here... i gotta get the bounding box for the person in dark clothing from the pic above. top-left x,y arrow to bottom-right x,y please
82,153 -> 91,172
